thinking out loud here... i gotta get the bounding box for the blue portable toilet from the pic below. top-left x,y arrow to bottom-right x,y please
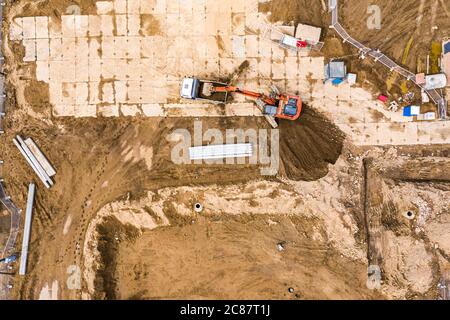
403,105 -> 420,116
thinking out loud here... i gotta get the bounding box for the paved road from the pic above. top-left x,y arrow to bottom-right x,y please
329,0 -> 447,119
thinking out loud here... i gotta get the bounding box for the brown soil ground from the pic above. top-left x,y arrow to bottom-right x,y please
259,0 -> 327,27
278,106 -> 344,180
2,0 -> 344,299
340,0 -> 450,73
90,145 -> 450,300
1,0 -> 449,300
112,214 -> 380,300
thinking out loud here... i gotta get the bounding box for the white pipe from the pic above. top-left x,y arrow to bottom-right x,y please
13,138 -> 49,188
14,136 -> 53,188
19,183 -> 35,276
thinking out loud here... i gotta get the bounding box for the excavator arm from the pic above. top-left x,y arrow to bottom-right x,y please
212,86 -> 276,105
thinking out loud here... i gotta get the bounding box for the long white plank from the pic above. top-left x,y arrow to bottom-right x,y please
19,183 -> 35,276
189,144 -> 253,160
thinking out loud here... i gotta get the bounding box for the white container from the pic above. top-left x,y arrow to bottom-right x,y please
417,112 -> 436,121
347,73 -> 357,85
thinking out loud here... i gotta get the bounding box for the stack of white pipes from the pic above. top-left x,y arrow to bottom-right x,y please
13,135 -> 56,188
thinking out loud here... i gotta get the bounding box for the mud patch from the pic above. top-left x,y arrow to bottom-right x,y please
24,79 -> 50,111
140,14 -> 162,36
370,109 -> 389,122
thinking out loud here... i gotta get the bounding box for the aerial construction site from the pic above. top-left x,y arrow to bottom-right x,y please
0,0 -> 449,301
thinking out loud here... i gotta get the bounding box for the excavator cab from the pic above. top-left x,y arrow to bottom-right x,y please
275,95 -> 301,120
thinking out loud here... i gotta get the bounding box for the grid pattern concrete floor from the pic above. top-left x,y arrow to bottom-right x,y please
9,0 -> 324,118
8,0 -> 450,146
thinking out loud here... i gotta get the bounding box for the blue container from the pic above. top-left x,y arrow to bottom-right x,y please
332,78 -> 344,86
403,105 -> 421,117
444,41 -> 450,54
403,106 -> 413,116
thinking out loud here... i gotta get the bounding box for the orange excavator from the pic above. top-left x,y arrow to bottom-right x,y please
180,77 -> 302,124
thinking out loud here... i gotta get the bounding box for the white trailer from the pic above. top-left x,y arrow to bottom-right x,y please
262,24 -> 324,52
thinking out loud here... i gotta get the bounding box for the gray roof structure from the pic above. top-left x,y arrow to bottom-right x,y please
325,61 -> 347,79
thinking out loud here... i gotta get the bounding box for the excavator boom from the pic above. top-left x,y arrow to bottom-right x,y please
212,86 -> 276,105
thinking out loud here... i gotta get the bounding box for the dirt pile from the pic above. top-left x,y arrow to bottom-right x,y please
278,107 -> 345,181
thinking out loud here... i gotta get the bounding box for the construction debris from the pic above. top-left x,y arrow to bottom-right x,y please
388,101 -> 399,112
276,242 -> 286,252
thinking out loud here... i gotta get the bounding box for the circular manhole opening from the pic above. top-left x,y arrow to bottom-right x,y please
405,211 -> 415,220
194,203 -> 203,213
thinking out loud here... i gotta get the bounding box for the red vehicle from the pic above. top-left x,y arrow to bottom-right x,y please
296,40 -> 308,48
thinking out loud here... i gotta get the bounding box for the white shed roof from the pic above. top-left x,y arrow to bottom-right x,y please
295,24 -> 322,43
424,73 -> 447,90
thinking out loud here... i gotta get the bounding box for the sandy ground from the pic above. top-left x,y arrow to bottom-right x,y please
0,0 -> 448,300
84,148 -> 375,299
82,144 -> 450,300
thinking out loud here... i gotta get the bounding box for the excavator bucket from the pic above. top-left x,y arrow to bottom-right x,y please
201,82 -> 214,97
264,115 -> 279,129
